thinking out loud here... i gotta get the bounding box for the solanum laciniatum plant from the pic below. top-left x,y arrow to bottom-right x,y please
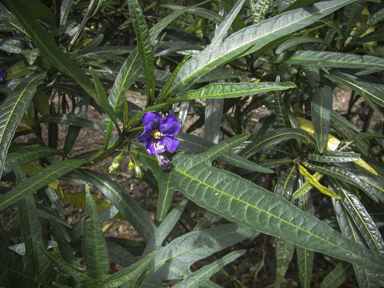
0,0 -> 383,287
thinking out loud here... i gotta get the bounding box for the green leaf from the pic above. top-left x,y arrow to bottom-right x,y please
36,114 -> 103,130
319,261 -> 354,288
177,133 -> 273,173
0,246 -> 45,287
0,159 -> 87,211
83,185 -> 109,281
276,37 -> 332,54
106,239 -> 138,267
175,82 -> 296,102
101,251 -> 156,288
49,217 -> 76,267
311,88 -> 333,153
272,50 -> 384,71
296,192 -> 314,288
135,136 -> 384,275
204,98 -> 224,144
291,172 -> 323,202
79,169 -> 157,242
332,191 -> 380,288
274,164 -> 297,200
176,250 -> 245,288
162,5 -> 224,26
15,164 -> 57,287
302,161 -> 378,202
128,0 -> 155,100
307,151 -> 360,163
3,0 -> 93,90
143,223 -> 255,285
167,0 -> 357,96
330,178 -> 384,254
275,239 -> 295,288
0,72 -> 47,177
3,146 -> 63,175
342,0 -> 366,39
143,199 -> 188,257
239,128 -> 315,159
24,0 -> 55,25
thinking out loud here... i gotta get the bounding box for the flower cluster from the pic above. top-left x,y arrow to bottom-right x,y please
137,111 -> 181,156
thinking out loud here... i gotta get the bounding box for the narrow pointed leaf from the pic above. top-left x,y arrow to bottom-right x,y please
128,0 -> 155,99
83,185 -> 109,281
168,0 -> 357,96
143,199 -> 188,257
37,114 -> 103,130
307,151 -> 360,163
311,88 -> 333,153
275,238 -> 295,288
276,37 -> 331,54
0,159 -> 87,211
3,146 -> 63,175
239,128 -> 316,159
204,98 -> 224,144
332,191 -> 380,288
274,164 -> 297,200
102,251 -> 156,288
319,261 -> 354,288
135,137 -> 384,275
49,217 -> 76,266
3,0 -> 93,90
178,132 -> 273,173
0,72 -> 47,177
176,250 -> 245,288
79,169 -> 156,242
342,0 -> 366,39
273,50 -> 384,71
106,239 -> 138,267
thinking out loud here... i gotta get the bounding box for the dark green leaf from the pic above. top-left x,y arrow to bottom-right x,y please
37,114 -> 103,130
106,239 -> 138,267
319,261 -> 354,288
50,217 -> 76,266
0,159 -> 87,211
275,238 -> 295,288
311,88 -> 333,153
307,151 -> 360,163
0,72 -> 47,177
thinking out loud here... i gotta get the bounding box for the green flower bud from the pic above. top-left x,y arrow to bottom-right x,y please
134,164 -> 144,179
108,154 -> 123,173
128,160 -> 135,173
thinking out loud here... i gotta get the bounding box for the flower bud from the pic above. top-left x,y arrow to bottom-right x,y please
156,155 -> 171,170
134,164 -> 144,179
128,160 -> 135,173
108,154 -> 122,173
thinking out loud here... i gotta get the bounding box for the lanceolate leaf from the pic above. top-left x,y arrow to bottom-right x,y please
3,146 -> 63,175
83,185 -> 109,281
239,128 -> 316,160
319,261 -> 354,288
311,88 -> 333,153
79,169 -> 157,243
167,0 -> 358,96
332,192 -> 380,288
275,238 -> 295,287
0,159 -> 87,211
204,98 -> 224,144
127,0 -> 155,100
342,0 -> 366,39
49,217 -> 76,267
329,178 -> 384,255
0,72 -> 47,177
134,135 -> 384,274
177,132 -> 273,173
3,0 -> 93,90
36,114 -> 103,130
307,151 -> 360,163
176,250 -> 245,288
273,50 -> 384,71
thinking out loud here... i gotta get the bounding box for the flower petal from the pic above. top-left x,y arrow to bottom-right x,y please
163,136 -> 179,153
142,111 -> 162,128
160,113 -> 181,136
137,123 -> 154,143
145,138 -> 165,156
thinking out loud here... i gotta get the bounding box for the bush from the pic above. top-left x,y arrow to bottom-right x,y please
0,0 -> 383,287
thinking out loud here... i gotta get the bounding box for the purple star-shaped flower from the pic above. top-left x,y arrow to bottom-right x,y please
137,111 -> 181,156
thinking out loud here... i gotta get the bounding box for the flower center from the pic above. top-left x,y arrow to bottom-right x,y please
151,130 -> 162,139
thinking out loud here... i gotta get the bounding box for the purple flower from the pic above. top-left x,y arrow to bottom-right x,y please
137,111 -> 181,156
0,69 -> 6,84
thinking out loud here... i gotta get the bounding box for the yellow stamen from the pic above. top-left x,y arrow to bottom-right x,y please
151,130 -> 162,139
